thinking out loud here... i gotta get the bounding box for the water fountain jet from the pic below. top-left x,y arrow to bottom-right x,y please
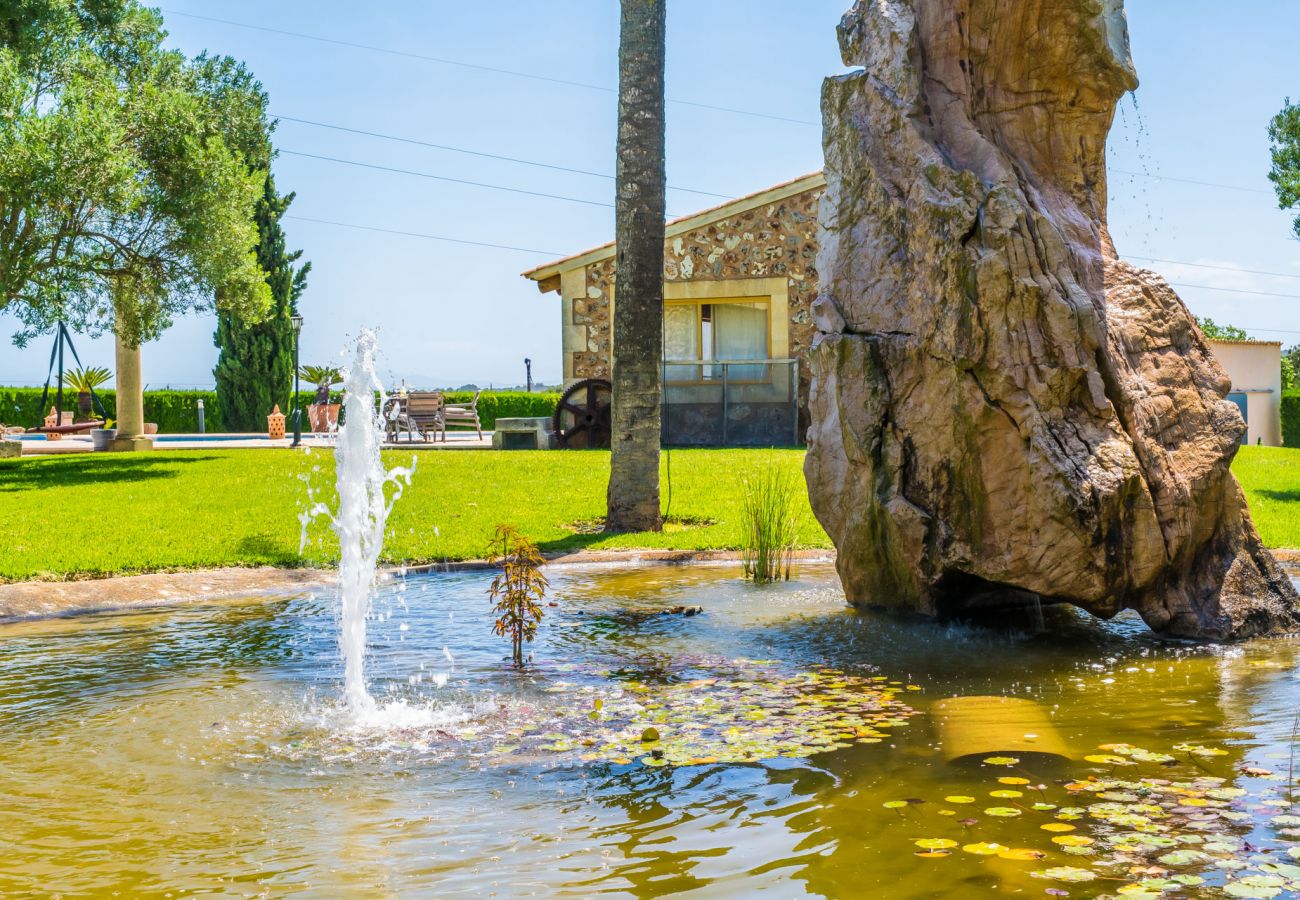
303,329 -> 415,719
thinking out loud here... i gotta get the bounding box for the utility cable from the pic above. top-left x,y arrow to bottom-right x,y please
284,215 -> 562,255
1127,256 -> 1300,280
163,9 -> 818,127
274,114 -> 734,200
281,149 -> 616,209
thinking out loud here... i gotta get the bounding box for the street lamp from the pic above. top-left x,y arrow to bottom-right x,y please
290,313 -> 304,447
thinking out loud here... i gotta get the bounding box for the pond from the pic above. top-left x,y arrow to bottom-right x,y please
1,562 -> 1297,898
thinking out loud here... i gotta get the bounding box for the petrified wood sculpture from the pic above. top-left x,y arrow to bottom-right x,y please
806,0 -> 1300,639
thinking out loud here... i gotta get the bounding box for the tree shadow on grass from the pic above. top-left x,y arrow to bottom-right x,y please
536,531 -> 619,557
0,454 -> 220,492
235,533 -> 303,566
1255,489 -> 1300,504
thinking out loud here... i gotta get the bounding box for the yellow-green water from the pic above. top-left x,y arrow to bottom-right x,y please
0,563 -> 1296,898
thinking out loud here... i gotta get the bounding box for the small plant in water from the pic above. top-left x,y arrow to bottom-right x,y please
486,525 -> 548,667
741,462 -> 801,584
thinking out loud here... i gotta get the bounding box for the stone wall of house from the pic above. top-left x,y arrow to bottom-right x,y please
567,185 -> 824,426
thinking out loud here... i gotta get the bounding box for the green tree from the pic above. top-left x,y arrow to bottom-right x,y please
213,173 -> 311,430
1195,317 -> 1249,342
0,1 -> 271,346
605,0 -> 666,534
1269,98 -> 1300,239
1284,345 -> 1300,392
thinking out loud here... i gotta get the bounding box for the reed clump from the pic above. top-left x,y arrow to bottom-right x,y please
740,463 -> 802,584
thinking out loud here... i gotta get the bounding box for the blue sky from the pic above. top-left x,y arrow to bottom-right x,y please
2,0 -> 1298,390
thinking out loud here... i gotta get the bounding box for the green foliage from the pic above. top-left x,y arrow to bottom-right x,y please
0,1 -> 272,348
214,173 -> 311,431
1195,317 -> 1249,342
61,365 -> 111,392
740,462 -> 802,584
1281,390 -> 1300,448
0,387 -> 554,432
299,365 -> 342,389
1269,98 -> 1300,239
441,391 -> 560,430
485,525 -> 548,667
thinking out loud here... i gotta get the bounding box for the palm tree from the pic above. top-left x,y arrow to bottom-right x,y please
605,0 -> 667,533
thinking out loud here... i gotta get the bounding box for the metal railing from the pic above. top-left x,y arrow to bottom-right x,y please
661,358 -> 800,447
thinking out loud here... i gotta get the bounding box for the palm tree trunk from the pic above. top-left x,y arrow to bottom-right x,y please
606,0 -> 666,533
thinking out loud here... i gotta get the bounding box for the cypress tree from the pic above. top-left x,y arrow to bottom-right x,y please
214,172 -> 310,431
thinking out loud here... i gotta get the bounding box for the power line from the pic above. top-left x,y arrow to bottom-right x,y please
273,113 -> 733,200
1169,282 -> 1300,301
1111,168 -> 1274,196
163,9 -> 818,127
280,149 -> 616,210
284,214 -> 561,255
1127,256 -> 1300,280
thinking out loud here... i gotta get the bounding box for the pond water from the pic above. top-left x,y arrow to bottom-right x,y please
1,563 -> 1297,898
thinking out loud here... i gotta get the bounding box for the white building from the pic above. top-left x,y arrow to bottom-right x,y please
1206,339 -> 1282,447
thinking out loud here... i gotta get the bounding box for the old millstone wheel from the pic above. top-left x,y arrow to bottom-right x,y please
553,378 -> 613,449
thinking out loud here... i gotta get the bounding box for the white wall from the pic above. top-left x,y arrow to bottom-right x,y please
1206,340 -> 1282,447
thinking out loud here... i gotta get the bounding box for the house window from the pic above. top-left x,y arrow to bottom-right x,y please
663,299 -> 769,383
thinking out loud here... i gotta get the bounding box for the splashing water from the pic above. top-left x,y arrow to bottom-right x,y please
301,329 -> 416,719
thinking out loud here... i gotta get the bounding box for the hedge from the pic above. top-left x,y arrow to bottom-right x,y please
1282,390 -> 1300,448
0,387 -> 558,434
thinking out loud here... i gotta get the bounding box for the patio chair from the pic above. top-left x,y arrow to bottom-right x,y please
405,391 -> 445,442
383,396 -> 411,442
442,390 -> 482,441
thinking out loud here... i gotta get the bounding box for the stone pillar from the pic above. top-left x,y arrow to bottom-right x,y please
109,329 -> 152,452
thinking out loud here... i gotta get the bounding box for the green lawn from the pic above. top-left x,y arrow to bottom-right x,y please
2,445 -> 1297,583
0,448 -> 828,582
1227,446 -> 1300,550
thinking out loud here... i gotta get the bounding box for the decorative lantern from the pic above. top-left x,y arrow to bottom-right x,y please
44,406 -> 63,442
267,404 -> 286,440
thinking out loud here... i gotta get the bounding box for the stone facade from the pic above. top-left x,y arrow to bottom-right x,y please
551,176 -> 824,418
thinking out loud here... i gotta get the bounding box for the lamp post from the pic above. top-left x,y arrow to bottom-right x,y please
290,313 -> 304,447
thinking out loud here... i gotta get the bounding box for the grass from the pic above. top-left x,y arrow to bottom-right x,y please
1227,446 -> 1300,549
2,445 -> 1298,583
0,448 -> 829,582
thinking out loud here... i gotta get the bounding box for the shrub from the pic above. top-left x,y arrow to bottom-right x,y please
0,386 -> 557,434
486,525 -> 548,668
442,391 -> 560,431
740,463 -> 802,584
1283,390 -> 1300,448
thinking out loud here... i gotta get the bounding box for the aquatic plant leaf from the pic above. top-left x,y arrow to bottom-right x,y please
961,842 -> 1006,855
996,847 -> 1046,861
984,807 -> 1021,817
914,838 -> 958,850
944,796 -> 976,804
982,757 -> 1019,766
1031,866 -> 1097,883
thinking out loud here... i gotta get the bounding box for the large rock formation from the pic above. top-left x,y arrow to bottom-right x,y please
806,0 -> 1300,639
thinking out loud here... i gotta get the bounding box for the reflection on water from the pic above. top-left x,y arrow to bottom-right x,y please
0,563 -> 1296,897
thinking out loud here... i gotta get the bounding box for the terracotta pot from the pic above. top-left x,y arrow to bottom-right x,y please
309,403 -> 341,432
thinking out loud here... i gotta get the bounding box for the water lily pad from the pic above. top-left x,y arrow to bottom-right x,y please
914,838 -> 958,850
961,842 -> 1006,856
982,756 -> 1019,766
984,807 -> 1021,817
1031,866 -> 1097,883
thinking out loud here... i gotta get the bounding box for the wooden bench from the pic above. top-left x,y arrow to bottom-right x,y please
442,390 -> 482,440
